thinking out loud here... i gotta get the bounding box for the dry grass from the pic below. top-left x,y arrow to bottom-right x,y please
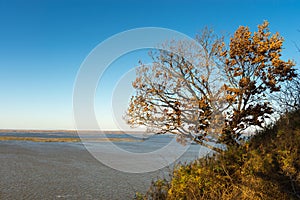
0,136 -> 81,142
136,110 -> 300,200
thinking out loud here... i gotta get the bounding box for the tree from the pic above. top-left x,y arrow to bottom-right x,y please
219,21 -> 296,146
271,30 -> 300,112
126,28 -> 226,153
126,22 -> 297,153
271,75 -> 300,113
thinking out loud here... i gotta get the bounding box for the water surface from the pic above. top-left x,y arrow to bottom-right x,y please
0,131 -> 211,199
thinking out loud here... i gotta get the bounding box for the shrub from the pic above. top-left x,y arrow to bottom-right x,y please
138,110 -> 300,199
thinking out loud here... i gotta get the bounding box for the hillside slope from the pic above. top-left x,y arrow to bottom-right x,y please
138,110 -> 300,200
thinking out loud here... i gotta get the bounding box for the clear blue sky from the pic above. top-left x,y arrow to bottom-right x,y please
0,0 -> 299,129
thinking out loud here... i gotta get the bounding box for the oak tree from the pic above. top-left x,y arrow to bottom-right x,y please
126,22 -> 297,152
219,21 -> 296,146
126,29 -> 226,153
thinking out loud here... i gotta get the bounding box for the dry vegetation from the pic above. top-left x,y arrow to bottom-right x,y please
135,110 -> 300,200
126,21 -> 296,153
0,136 -> 81,142
129,21 -> 300,199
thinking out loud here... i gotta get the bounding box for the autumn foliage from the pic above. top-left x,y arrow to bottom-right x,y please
135,110 -> 300,200
126,29 -> 225,152
218,21 -> 296,146
126,21 -> 297,152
